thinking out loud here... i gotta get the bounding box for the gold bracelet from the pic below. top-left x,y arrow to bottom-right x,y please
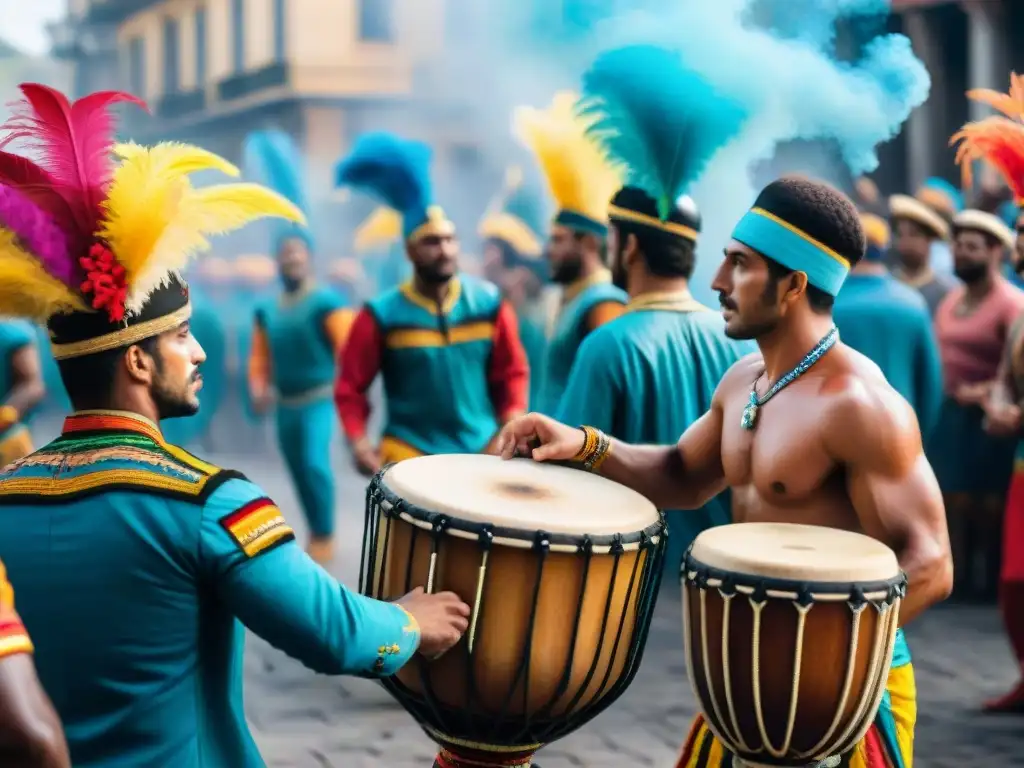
572,426 -> 594,461
590,433 -> 613,472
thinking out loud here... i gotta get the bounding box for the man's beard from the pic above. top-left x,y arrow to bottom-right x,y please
954,261 -> 989,284
415,262 -> 452,286
154,371 -> 200,420
611,247 -> 628,291
720,289 -> 778,340
552,257 -> 583,285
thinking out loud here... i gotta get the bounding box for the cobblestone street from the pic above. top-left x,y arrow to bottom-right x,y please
184,440 -> 1024,768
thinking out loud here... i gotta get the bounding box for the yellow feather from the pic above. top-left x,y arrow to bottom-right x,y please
0,230 -> 87,321
98,143 -> 305,311
354,206 -> 403,252
513,91 -> 623,225
126,183 -> 306,310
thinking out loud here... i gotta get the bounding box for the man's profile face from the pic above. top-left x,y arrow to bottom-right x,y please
408,234 -> 459,285
547,225 -> 583,284
150,321 -> 206,419
712,240 -> 783,340
277,237 -> 311,285
893,219 -> 931,270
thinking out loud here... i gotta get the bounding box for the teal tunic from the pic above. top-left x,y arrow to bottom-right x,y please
255,285 -> 346,538
368,275 -> 504,454
161,290 -> 227,449
0,411 -> 418,767
0,321 -> 40,444
556,294 -> 756,573
834,274 -> 943,440
542,278 -> 627,414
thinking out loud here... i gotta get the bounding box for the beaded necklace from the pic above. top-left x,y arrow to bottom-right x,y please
740,325 -> 839,431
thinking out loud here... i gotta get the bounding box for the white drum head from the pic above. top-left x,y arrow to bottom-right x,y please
688,522 -> 900,583
381,455 -> 659,536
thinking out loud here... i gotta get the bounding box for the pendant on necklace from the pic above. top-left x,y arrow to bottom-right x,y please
741,391 -> 759,431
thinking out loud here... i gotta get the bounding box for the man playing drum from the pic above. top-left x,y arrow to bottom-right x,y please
497,176 -> 953,768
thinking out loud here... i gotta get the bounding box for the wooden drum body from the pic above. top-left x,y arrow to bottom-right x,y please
360,455 -> 666,766
682,524 -> 907,768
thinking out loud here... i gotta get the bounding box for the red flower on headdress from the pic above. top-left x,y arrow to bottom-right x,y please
79,242 -> 128,323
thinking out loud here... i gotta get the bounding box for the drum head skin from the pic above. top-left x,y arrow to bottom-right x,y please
382,455 -> 659,536
689,522 -> 900,583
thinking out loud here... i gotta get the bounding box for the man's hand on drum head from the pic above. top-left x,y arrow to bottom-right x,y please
398,587 -> 471,658
494,412 -> 586,462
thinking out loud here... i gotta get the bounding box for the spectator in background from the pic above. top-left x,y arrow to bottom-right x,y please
889,193 -> 958,315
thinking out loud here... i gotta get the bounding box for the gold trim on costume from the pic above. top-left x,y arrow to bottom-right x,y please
408,205 -> 456,243
386,321 -> 495,350
400,277 -> 462,315
608,204 -> 699,241
51,305 -> 193,360
562,268 -> 612,305
748,208 -> 851,269
627,289 -> 710,314
0,468 -> 216,498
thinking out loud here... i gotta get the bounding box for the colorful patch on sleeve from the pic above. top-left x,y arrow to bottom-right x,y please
0,612 -> 33,658
219,497 -> 295,558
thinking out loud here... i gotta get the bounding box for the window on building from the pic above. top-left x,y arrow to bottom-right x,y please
273,0 -> 286,60
125,36 -> 145,97
232,0 -> 245,72
359,0 -> 394,42
162,17 -> 180,94
195,6 -> 208,85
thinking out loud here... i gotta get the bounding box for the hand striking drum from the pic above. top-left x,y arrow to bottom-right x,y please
360,454 -> 666,768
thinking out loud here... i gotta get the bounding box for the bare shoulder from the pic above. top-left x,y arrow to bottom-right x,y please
820,346 -> 920,469
713,352 -> 762,403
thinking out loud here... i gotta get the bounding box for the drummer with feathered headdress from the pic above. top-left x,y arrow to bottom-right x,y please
948,75 -> 1024,711
334,133 -> 528,473
478,165 -> 552,411
555,44 -> 757,567
514,92 -> 627,414
242,130 -> 352,564
0,82 -> 455,763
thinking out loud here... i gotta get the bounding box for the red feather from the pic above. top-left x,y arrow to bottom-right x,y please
0,150 -> 80,236
0,84 -> 147,240
952,117 -> 1024,202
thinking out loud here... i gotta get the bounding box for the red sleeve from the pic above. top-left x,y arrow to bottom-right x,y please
488,301 -> 529,423
335,308 -> 383,442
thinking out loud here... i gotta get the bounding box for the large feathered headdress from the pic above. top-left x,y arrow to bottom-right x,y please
353,206 -> 402,253
243,129 -> 312,250
577,44 -> 748,243
335,132 -> 454,243
0,84 -> 304,360
513,91 -> 623,237
477,165 -> 550,258
951,72 -> 1024,202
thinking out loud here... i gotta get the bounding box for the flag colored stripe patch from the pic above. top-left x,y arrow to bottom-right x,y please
0,614 -> 32,657
220,498 -> 294,558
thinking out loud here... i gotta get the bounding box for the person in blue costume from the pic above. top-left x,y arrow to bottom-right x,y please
834,212 -> 943,441
555,43 -> 755,571
888,192 -> 958,315
0,320 -> 46,466
159,278 -> 227,452
914,176 -> 964,276
243,130 -> 354,565
498,176 -> 953,768
334,132 -> 529,473
0,85 -> 470,767
514,92 -> 628,414
479,166 -> 552,410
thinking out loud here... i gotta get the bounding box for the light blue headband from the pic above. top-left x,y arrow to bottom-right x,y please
731,207 -> 851,296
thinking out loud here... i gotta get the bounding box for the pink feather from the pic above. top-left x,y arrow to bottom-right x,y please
0,84 -> 147,241
0,184 -> 75,286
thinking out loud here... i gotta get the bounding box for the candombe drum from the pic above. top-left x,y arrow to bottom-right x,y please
360,454 -> 666,767
681,523 -> 906,768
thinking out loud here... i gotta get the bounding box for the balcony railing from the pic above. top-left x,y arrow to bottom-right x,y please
156,89 -> 207,120
216,63 -> 289,102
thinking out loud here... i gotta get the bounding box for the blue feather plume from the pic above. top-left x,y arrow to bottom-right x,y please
335,132 -> 436,237
243,130 -> 312,248
578,44 -> 749,220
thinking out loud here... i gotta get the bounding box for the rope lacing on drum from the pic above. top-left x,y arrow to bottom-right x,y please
466,526 -> 494,654
425,515 -> 449,594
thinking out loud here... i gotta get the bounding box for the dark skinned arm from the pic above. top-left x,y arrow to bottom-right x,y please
1,345 -> 45,426
0,656 -> 69,768
824,382 -> 953,625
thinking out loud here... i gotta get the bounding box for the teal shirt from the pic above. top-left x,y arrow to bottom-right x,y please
0,320 -> 39,439
834,274 -> 943,440
543,278 -> 627,414
556,295 -> 755,556
0,412 -> 419,768
367,275 -> 503,454
518,305 -> 549,411
255,285 -> 345,397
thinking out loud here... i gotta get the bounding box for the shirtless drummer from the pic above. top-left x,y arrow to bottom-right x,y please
496,177 -> 953,767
